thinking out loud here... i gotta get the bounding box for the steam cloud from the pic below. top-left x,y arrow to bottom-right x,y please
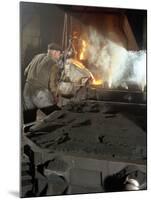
86,28 -> 146,90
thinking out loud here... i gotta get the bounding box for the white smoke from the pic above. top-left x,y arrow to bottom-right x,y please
86,28 -> 146,90
127,50 -> 146,90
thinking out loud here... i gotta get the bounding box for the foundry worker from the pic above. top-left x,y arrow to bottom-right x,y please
23,43 -> 62,123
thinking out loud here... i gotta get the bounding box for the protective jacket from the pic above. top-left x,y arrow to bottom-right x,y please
23,53 -> 59,110
25,53 -> 57,89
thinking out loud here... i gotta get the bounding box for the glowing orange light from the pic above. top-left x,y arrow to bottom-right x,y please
71,59 -> 85,69
79,40 -> 87,60
92,79 -> 103,85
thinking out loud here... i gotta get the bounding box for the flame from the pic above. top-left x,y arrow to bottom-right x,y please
80,40 -> 87,60
78,39 -> 103,85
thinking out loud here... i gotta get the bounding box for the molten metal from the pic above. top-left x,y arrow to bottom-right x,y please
92,79 -> 103,86
80,40 -> 87,60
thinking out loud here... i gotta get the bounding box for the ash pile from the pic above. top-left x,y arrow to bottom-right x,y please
25,99 -> 146,162
21,94 -> 146,197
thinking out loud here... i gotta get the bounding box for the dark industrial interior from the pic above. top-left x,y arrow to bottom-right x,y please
20,2 -> 147,198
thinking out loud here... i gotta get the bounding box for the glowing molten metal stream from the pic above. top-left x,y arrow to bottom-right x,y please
79,40 -> 87,60
92,79 -> 103,85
